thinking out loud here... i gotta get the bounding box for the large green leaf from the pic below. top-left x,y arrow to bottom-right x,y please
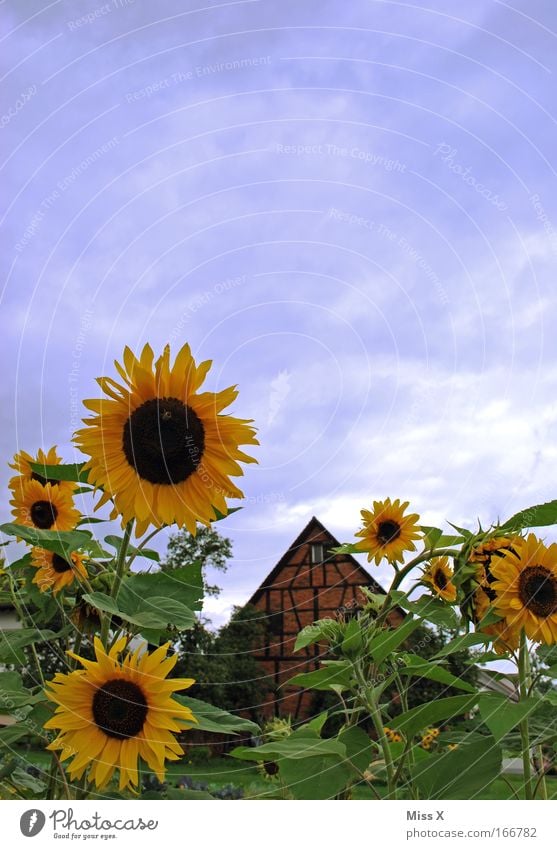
433,633 -> 490,658
0,524 -> 92,559
398,655 -> 476,693
121,563 -> 203,612
342,619 -> 363,657
368,616 -> 421,664
478,693 -> 541,743
0,629 -> 57,665
391,695 -> 478,738
279,756 -> 351,800
286,661 -> 354,692
0,672 -> 42,710
29,461 -> 89,483
410,736 -> 502,799
176,695 -> 259,736
337,726 -> 373,774
500,500 -> 557,532
0,725 -> 29,749
84,587 -> 196,633
231,730 -> 346,761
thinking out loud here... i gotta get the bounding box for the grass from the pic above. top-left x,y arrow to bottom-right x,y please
13,747 -> 557,799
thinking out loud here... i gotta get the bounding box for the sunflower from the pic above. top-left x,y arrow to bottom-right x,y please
30,547 -> 88,595
9,445 -> 75,495
473,584 -> 518,655
422,556 -> 457,602
355,498 -> 421,565
74,343 -> 258,536
491,534 -> 557,645
44,637 -> 196,791
469,535 -> 521,589
10,479 -> 80,532
383,726 -> 402,743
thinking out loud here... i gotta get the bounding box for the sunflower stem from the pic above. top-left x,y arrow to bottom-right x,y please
100,520 -> 134,646
354,662 -> 396,797
518,629 -> 534,800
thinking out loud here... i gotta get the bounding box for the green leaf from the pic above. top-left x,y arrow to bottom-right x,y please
286,661 -> 353,692
294,620 -> 337,652
84,587 -> 196,633
540,665 -> 557,679
121,563 -> 203,612
342,619 -> 363,657
501,500 -> 557,532
368,616 -> 421,664
391,695 -> 478,739
398,655 -> 476,693
405,595 -> 459,629
279,756 -> 351,800
433,633 -> 490,658
231,730 -> 346,761
0,672 -> 42,710
212,506 -> 242,522
0,524 -> 92,559
447,522 -> 473,538
176,695 -> 259,736
0,725 -> 29,749
29,461 -> 89,483
411,736 -> 502,799
0,629 -> 57,665
337,726 -> 373,774
478,693 -> 541,743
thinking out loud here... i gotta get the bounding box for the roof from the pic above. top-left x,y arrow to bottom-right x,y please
246,515 -> 389,606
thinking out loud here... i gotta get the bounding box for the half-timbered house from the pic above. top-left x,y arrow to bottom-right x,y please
246,516 -> 404,719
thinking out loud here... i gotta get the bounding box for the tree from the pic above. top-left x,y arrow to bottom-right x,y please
161,525 -> 232,597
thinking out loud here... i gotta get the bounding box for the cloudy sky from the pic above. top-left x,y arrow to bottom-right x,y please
2,0 -> 557,624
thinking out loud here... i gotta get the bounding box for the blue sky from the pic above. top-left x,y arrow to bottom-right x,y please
2,0 -> 557,624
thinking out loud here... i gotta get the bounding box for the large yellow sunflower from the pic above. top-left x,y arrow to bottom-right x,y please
44,637 -> 196,791
74,343 -> 258,536
30,547 -> 88,595
9,446 -> 75,495
422,556 -> 457,602
355,498 -> 421,565
491,534 -> 557,645
10,479 -> 80,532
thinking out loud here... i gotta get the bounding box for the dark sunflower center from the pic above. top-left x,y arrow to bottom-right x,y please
92,679 -> 148,739
518,566 -> 557,618
51,553 -> 72,573
122,397 -> 205,485
263,761 -> 279,776
30,500 -> 57,529
377,520 -> 401,545
435,569 -> 447,590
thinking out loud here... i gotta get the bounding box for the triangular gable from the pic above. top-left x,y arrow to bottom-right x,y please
247,516 -> 388,606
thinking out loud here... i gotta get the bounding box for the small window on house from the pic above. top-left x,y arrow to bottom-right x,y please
310,543 -> 326,563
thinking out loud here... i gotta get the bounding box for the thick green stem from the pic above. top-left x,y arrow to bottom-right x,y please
518,630 -> 534,800
354,663 -> 396,797
100,520 -> 134,645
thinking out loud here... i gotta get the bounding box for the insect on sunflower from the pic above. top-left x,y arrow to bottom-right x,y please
44,637 -> 196,791
354,498 -> 421,565
491,534 -> 557,645
422,556 -> 457,603
10,478 -> 80,532
30,547 -> 88,595
74,343 -> 258,536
